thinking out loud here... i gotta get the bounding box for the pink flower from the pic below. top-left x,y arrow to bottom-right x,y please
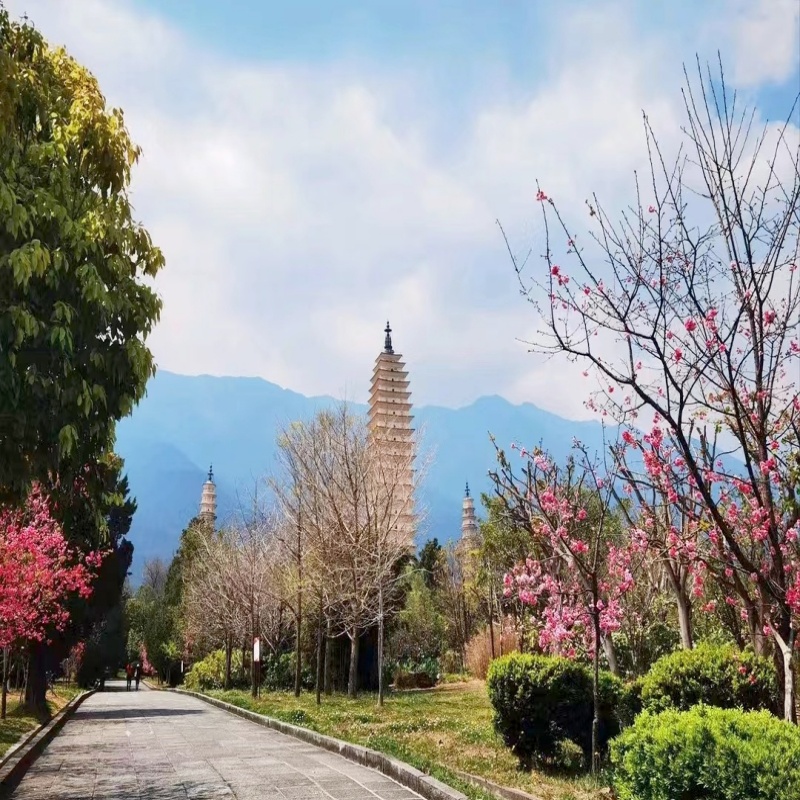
685,319 -> 697,332
536,189 -> 548,201
674,348 -> 683,362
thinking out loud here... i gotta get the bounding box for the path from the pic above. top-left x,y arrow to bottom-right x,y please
9,681 -> 423,799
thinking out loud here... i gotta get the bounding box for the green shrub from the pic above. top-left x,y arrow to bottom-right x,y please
640,643 -> 777,713
486,653 -> 623,768
611,705 -> 800,800
184,649 -> 243,691
262,652 -> 314,691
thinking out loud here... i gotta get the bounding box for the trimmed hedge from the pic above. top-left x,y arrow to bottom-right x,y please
640,642 -> 777,713
611,705 -> 800,800
486,653 -> 623,767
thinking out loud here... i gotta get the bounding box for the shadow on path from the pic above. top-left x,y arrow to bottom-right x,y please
77,708 -> 204,721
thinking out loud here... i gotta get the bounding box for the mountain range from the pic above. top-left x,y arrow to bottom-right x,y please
115,370 -> 610,581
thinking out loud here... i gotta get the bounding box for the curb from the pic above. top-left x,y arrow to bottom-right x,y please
172,689 -> 467,800
452,770 -> 543,800
0,689 -> 95,798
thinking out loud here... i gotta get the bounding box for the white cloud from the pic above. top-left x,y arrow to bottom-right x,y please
729,0 -> 800,87
4,0 -> 798,422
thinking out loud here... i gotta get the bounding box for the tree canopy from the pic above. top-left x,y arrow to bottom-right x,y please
0,8 -> 163,500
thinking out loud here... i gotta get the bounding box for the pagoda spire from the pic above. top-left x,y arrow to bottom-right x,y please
384,320 -> 394,354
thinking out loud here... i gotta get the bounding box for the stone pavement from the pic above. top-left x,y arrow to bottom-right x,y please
9,681 -> 424,800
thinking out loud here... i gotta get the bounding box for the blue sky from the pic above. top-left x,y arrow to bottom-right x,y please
6,0 -> 800,418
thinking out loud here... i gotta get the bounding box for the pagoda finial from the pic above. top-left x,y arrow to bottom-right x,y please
465,481 -> 470,498
208,464 -> 214,482
384,321 -> 394,354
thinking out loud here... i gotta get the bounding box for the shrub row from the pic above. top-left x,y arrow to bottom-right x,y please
611,705 -> 800,800
487,643 -> 779,772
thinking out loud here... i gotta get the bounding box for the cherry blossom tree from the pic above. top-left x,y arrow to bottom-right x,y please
502,61 -> 800,719
491,441 -> 635,770
0,486 -> 101,715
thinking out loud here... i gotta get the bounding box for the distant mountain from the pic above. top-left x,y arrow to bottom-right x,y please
116,371 -> 610,581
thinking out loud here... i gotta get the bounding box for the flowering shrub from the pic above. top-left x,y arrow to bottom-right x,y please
611,706 -> 800,800
487,653 -> 623,767
639,643 -> 777,714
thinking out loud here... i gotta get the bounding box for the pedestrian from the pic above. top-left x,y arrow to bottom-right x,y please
134,662 -> 141,691
125,663 -> 133,691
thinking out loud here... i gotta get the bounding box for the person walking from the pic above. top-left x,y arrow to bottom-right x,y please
125,663 -> 133,691
134,662 -> 141,691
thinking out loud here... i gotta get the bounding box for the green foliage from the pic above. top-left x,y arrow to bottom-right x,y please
263,652 -> 314,691
610,706 -> 800,800
486,653 -> 623,768
184,649 -> 243,691
639,643 -> 778,714
389,570 -> 447,664
392,657 -> 440,689
0,8 -> 164,499
417,539 -> 443,589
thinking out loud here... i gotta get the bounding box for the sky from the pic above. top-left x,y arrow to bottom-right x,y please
6,0 -> 800,419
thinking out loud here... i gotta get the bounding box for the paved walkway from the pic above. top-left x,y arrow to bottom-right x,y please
9,681 -> 423,800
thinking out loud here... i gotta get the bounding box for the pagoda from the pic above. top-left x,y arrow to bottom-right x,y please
460,482 -> 480,546
199,465 -> 217,526
368,322 -> 416,546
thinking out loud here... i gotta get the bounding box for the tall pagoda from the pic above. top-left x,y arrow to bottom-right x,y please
368,322 -> 416,546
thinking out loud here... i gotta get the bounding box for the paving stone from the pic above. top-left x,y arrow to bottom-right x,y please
8,681 -> 426,800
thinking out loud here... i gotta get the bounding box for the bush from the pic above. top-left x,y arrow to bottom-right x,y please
611,705 -> 800,800
184,649 -> 243,691
487,653 -> 623,768
262,652 -> 314,691
391,657 -> 439,689
640,642 -> 777,714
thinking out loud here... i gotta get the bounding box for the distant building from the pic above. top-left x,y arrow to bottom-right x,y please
367,321 -> 416,546
199,465 -> 217,526
460,482 -> 480,547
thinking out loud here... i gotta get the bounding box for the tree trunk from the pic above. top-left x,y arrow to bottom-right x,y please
1,647 -> 9,720
347,632 -> 360,698
294,589 -> 303,698
488,587 -> 496,659
224,635 -> 232,690
601,634 -> 619,677
377,589 -> 385,707
591,605 -> 602,776
315,607 -> 324,706
773,629 -> 797,723
675,589 -> 693,650
241,641 -> 247,685
323,618 -> 333,695
24,642 -> 48,715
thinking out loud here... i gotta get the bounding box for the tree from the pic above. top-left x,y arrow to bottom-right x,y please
493,443 -> 634,772
0,486 -> 101,715
0,8 -> 163,501
418,538 -> 443,589
503,60 -> 800,721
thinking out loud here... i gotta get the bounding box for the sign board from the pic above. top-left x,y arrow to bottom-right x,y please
253,637 -> 261,663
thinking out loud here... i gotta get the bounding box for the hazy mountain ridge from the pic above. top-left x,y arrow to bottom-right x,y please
116,371 -> 610,580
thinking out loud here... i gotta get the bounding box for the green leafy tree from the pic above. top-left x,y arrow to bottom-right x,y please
0,8 -> 163,501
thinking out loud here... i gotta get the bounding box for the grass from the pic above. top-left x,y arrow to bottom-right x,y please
0,682 -> 82,759
204,681 -> 609,800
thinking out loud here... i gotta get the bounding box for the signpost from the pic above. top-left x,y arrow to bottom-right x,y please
252,637 -> 261,698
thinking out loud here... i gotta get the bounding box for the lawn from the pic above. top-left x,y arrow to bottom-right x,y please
0,683 -> 82,759
205,681 -> 608,800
